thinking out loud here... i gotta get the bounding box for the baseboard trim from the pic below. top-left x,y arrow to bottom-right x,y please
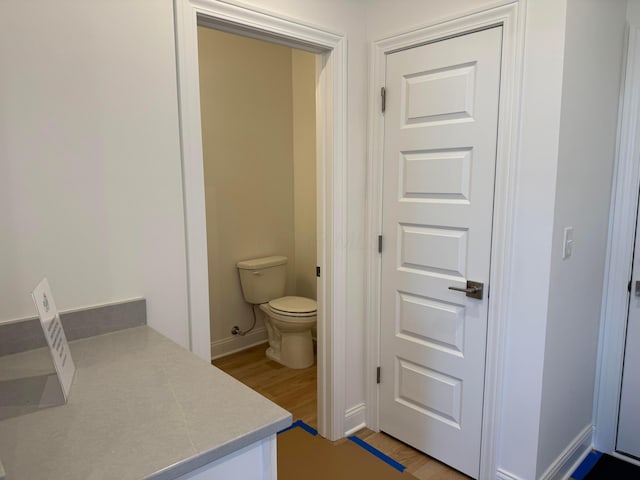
344,403 -> 367,436
210,327 -> 268,359
496,469 -> 527,480
539,424 -> 593,480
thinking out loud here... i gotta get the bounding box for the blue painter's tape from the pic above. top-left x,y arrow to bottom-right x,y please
277,419 -> 318,436
571,451 -> 603,480
347,435 -> 406,472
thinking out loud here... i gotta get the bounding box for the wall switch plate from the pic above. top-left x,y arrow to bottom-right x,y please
563,226 -> 574,259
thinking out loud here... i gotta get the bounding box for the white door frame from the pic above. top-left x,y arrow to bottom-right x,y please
365,2 -> 525,477
594,23 -> 640,465
173,0 -> 348,441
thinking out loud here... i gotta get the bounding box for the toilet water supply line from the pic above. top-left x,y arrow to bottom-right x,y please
231,304 -> 258,336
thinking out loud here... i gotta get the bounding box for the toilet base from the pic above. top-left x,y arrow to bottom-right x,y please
265,330 -> 314,369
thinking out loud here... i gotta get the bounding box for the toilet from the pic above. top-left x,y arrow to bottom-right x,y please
237,256 -> 317,369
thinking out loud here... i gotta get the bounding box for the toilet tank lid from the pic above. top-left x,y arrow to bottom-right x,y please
237,255 -> 287,270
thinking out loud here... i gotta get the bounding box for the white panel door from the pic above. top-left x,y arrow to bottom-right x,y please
617,215 -> 640,457
379,27 -> 502,478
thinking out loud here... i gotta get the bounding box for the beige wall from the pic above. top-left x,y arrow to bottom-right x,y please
292,50 -> 317,300
198,27 -> 316,356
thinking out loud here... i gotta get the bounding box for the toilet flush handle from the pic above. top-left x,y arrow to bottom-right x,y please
251,271 -> 262,276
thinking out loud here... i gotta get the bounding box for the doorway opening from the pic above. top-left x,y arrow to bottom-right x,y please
173,0 -> 347,441
198,25 -> 320,427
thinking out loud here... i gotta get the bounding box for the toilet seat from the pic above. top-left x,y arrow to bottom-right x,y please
267,296 -> 317,318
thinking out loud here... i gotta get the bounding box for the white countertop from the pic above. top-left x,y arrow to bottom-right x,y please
0,326 -> 291,479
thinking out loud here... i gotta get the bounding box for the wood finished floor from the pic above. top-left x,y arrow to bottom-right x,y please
212,343 -> 471,480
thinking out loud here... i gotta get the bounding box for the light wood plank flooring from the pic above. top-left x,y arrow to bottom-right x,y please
213,343 -> 470,480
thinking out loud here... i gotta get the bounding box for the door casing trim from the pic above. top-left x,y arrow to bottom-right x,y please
365,2 -> 525,477
594,23 -> 640,456
174,0 -> 348,441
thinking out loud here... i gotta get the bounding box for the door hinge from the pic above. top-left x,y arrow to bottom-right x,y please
378,235 -> 383,253
381,87 -> 386,113
376,366 -> 381,384
628,279 -> 632,293
316,266 -> 321,277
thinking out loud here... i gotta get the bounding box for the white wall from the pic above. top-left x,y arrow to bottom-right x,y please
537,0 -> 627,476
631,0 -> 640,23
365,0 -> 509,39
0,0 -> 190,347
497,1 -> 568,477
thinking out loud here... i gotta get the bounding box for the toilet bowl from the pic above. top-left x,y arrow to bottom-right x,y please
260,296 -> 316,369
236,256 -> 317,369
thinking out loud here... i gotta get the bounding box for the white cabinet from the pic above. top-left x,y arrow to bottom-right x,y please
175,435 -> 277,480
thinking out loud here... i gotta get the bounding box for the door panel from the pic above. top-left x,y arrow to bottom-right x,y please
617,214 -> 640,457
379,27 -> 503,478
400,149 -> 472,200
403,63 -> 476,124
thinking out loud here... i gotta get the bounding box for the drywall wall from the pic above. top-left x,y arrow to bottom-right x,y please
0,0 -> 189,347
631,0 -> 640,23
365,0 -> 507,40
495,1 -> 568,477
292,50 -> 318,301
197,27 -> 296,354
537,0 -> 626,476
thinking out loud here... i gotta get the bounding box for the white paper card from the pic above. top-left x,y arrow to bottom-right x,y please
31,278 -> 76,401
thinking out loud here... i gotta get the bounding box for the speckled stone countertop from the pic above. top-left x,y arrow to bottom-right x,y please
0,326 -> 291,480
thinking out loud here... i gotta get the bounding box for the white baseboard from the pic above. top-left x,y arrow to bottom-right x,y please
210,327 -> 268,359
495,424 -> 593,480
344,403 -> 367,436
496,469 -> 526,480
539,424 -> 593,480
611,451 -> 640,467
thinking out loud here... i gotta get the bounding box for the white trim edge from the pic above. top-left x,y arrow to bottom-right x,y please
496,469 -> 527,480
538,424 -> 593,480
594,24 -> 640,453
611,451 -> 640,468
344,403 -> 367,436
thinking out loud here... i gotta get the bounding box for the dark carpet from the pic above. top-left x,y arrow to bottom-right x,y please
584,454 -> 640,479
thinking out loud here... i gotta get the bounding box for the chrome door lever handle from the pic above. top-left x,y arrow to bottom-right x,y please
448,280 -> 484,300
448,285 -> 481,293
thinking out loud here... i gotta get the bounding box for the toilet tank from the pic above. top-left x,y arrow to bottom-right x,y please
236,256 -> 287,304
